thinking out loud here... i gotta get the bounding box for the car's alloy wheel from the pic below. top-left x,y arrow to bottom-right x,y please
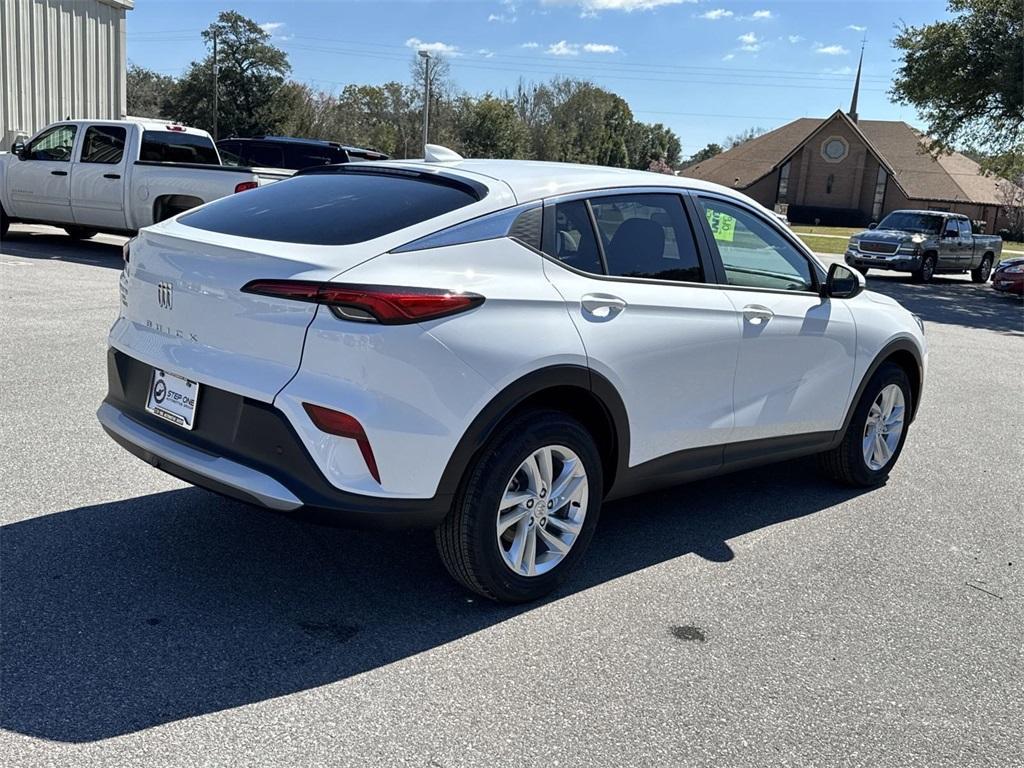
818,362 -> 912,487
971,256 -> 993,283
496,445 -> 588,577
920,255 -> 936,283
435,409 -> 602,603
862,384 -> 905,471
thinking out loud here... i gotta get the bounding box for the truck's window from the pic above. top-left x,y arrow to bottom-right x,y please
80,126 -> 126,164
140,131 -> 220,164
958,219 -> 972,238
877,211 -> 943,235
179,172 -> 482,245
284,145 -> 337,169
217,141 -> 243,166
240,143 -> 284,168
26,125 -> 77,162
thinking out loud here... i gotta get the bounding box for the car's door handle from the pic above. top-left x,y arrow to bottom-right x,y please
103,173 -> 121,179
50,170 -> 68,176
581,293 -> 627,319
742,304 -> 774,325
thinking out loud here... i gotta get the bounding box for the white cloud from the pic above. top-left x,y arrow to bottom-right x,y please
722,53 -> 735,61
259,22 -> 284,33
544,0 -> 692,15
699,9 -> 732,20
814,43 -> 849,55
521,41 -> 540,48
751,10 -> 773,19
787,34 -> 804,43
548,40 -> 579,56
738,32 -> 759,45
477,48 -> 495,58
405,37 -> 460,55
847,24 -> 867,32
583,42 -> 620,53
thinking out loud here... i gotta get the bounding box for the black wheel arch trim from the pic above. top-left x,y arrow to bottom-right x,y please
434,364 -> 631,499
842,337 -> 924,433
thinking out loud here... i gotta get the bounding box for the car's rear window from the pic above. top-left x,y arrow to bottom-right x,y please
140,131 -> 220,164
179,171 -> 482,245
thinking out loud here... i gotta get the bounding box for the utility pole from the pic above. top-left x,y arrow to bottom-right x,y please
418,49 -> 431,155
212,30 -> 219,141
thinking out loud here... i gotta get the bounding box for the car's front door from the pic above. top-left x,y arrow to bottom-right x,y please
5,124 -> 78,223
692,194 -> 858,444
70,125 -> 129,231
938,217 -> 963,269
956,218 -> 976,268
540,191 -> 740,470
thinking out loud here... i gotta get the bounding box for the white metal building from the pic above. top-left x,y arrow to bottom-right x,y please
0,0 -> 133,150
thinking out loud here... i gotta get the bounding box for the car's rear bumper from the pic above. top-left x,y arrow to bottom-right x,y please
99,348 -> 452,528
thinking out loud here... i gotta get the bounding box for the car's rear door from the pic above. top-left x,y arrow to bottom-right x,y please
540,190 -> 740,471
70,124 -> 129,230
692,193 -> 857,445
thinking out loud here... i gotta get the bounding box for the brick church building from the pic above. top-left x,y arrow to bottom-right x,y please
681,54 -> 1019,234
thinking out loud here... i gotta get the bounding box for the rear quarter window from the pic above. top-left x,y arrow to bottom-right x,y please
179,171 -> 482,245
140,131 -> 220,164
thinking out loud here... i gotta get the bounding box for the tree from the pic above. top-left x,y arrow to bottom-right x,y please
126,63 -> 177,119
891,0 -> 1023,159
686,142 -> 724,166
626,122 -> 682,170
725,127 -> 766,148
551,83 -> 634,166
456,96 -> 529,158
171,11 -> 291,138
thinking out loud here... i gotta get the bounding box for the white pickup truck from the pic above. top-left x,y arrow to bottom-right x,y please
0,118 -> 292,239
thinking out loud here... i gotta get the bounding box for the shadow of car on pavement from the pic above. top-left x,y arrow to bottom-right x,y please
1,458 -> 871,743
1,227 -> 125,269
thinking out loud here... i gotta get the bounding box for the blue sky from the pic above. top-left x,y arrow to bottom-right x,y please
128,0 -> 953,154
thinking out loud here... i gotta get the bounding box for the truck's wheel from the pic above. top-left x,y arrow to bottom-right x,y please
912,254 -> 936,283
971,255 -> 993,283
1,205 -> 9,238
64,226 -> 98,241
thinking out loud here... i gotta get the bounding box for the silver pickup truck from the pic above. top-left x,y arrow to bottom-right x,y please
844,209 -> 1002,284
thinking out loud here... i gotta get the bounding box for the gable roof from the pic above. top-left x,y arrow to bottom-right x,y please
683,113 -> 1016,207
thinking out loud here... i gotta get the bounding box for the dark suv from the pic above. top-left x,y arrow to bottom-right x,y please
217,136 -> 388,171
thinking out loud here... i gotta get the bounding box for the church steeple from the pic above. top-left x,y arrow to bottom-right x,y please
849,40 -> 865,123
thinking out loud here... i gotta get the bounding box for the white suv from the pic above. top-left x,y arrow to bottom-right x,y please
99,152 -> 926,602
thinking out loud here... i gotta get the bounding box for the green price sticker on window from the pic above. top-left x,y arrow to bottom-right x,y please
706,209 -> 736,242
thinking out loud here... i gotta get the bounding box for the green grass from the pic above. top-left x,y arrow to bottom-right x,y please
795,233 -> 848,255
790,224 -> 863,238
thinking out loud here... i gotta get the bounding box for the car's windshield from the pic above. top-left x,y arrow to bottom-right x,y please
877,212 -> 944,235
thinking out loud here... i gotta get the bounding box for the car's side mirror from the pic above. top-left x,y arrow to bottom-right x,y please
822,262 -> 864,299
868,222 -> 877,230
12,141 -> 26,159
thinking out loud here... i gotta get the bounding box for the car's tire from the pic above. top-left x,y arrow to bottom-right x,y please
971,255 -> 993,283
854,266 -> 869,277
64,226 -> 98,241
912,254 -> 936,283
435,409 -> 603,603
0,204 -> 9,238
818,362 -> 913,487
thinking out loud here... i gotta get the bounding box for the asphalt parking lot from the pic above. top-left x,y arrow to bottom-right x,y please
1,224 -> 1021,767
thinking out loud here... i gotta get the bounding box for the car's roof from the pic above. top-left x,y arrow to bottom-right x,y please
887,209 -> 965,218
358,158 -> 746,205
59,118 -> 211,136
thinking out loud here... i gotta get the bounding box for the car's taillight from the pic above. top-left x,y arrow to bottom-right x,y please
240,280 -> 485,324
302,403 -> 380,483
234,181 -> 258,193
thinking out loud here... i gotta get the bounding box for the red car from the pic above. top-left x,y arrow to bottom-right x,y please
991,257 -> 1024,295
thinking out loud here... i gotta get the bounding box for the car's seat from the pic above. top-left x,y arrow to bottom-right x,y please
607,218 -> 666,275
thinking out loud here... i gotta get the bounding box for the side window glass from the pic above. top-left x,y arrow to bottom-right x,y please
284,146 -> 332,169
80,126 -> 126,164
542,199 -> 603,274
589,194 -> 703,283
218,141 -> 242,165
697,197 -> 814,292
27,125 -> 77,161
246,144 -> 284,168
958,219 -> 972,238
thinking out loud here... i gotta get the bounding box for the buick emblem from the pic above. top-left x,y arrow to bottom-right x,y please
158,281 -> 173,309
